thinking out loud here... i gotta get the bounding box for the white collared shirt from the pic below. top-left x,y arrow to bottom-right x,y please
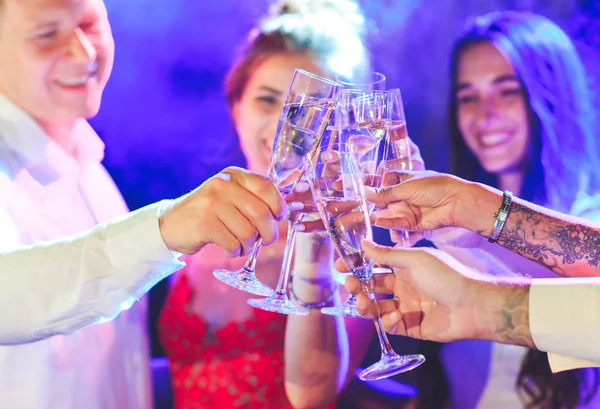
0,93 -> 183,409
530,278 -> 600,371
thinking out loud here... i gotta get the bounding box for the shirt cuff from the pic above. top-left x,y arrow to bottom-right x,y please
105,200 -> 184,282
93,200 -> 185,318
530,278 -> 600,371
547,353 -> 600,373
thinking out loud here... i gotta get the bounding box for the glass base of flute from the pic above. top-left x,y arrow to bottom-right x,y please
320,293 -> 363,318
248,213 -> 309,316
248,293 -> 308,315
325,266 -> 393,318
213,239 -> 276,297
360,352 -> 426,381
357,262 -> 425,381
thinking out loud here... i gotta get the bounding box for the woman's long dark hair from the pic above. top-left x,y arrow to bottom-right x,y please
418,11 -> 600,409
449,11 -> 600,213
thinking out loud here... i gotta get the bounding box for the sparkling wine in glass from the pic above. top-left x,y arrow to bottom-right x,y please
214,69 -> 341,297
324,89 -> 390,317
248,73 -> 384,314
325,89 -> 416,317
376,89 -> 414,247
326,75 -> 385,299
307,144 -> 425,380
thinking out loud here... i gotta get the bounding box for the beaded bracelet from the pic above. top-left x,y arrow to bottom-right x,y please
288,275 -> 337,309
488,190 -> 513,243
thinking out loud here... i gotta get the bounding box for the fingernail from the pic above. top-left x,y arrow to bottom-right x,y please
374,218 -> 391,228
388,311 -> 400,323
364,186 -> 377,195
293,224 -> 306,232
289,202 -> 304,211
277,207 -> 289,221
361,239 -> 375,248
295,182 -> 309,192
321,151 -> 333,161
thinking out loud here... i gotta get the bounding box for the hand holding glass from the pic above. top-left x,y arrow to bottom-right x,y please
214,69 -> 341,297
306,144 -> 425,381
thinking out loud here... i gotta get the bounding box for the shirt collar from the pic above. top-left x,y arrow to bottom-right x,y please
0,92 -> 105,183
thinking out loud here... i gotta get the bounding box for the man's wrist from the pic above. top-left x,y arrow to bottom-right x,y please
158,199 -> 203,255
158,199 -> 178,252
475,279 -> 534,348
458,182 -> 504,237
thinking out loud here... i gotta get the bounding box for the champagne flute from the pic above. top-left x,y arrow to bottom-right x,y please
325,89 -> 414,317
376,89 -> 414,248
330,73 -> 386,294
306,142 -> 425,381
335,71 -> 386,91
324,89 -> 389,317
248,73 -> 385,315
321,89 -> 385,318
214,69 -> 341,296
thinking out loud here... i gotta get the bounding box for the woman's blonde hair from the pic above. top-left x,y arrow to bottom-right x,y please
225,0 -> 371,108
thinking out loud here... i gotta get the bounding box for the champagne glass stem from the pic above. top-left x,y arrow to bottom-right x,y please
246,210 -> 308,316
398,230 -> 412,248
358,271 -> 394,355
273,216 -> 299,295
242,238 -> 263,273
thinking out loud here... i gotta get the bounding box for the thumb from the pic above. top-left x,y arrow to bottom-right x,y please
366,170 -> 436,205
361,240 -> 420,271
366,180 -> 412,205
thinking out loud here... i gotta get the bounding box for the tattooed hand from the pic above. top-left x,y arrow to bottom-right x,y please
367,170 -> 600,278
497,200 -> 600,277
341,240 -> 535,347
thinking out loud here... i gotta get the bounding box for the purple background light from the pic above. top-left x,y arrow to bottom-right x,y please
90,0 -> 600,358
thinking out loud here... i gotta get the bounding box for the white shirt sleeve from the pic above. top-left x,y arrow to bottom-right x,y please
529,278 -> 600,372
0,200 -> 185,345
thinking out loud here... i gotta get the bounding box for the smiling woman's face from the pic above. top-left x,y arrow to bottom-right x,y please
231,52 -> 325,175
455,41 -> 530,174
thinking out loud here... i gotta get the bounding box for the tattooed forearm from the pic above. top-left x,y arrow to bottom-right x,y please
492,283 -> 534,348
497,201 -> 600,276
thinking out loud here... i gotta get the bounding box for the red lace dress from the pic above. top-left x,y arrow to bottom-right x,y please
158,273 -> 336,409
